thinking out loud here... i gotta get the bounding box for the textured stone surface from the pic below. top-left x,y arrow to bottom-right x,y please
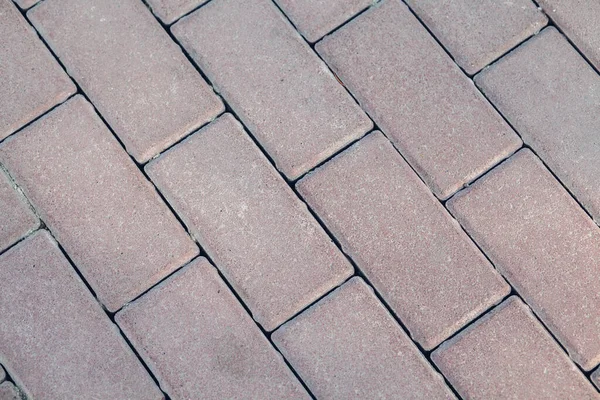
146,114 -> 352,331
0,96 -> 198,311
146,0 -> 208,24
0,0 -> 75,140
592,369 -> 600,390
0,366 -> 5,383
433,297 -> 599,399
0,382 -> 22,400
447,149 -> 600,371
0,170 -> 37,253
273,277 -> 456,399
274,0 -> 372,42
117,257 -> 309,400
476,27 -> 600,223
407,0 -> 546,75
316,0 -> 521,200
0,231 -> 161,400
172,0 -> 372,180
12,0 -> 38,9
28,0 -> 223,163
297,132 -> 509,349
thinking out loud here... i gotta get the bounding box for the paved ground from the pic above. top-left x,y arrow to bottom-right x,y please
1,0 -> 600,398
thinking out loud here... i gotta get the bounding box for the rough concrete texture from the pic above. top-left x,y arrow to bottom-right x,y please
12,0 -> 38,9
0,382 -> 23,400
0,169 -> 38,253
592,368 -> 600,391
0,366 -> 5,383
146,0 -> 208,24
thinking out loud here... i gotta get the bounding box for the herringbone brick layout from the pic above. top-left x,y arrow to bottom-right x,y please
1,0 -> 599,398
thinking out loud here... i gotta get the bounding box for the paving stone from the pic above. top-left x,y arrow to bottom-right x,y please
116,257 -> 309,400
12,0 -> 38,10
406,0 -> 546,75
475,27 -> 600,223
0,0 -> 75,140
0,366 -> 5,383
447,149 -> 600,371
0,96 -> 198,312
297,132 -> 509,349
316,0 -> 521,200
28,0 -> 223,163
0,231 -> 161,400
432,297 -> 599,399
0,382 -> 22,400
146,114 -> 352,331
274,0 -> 372,43
272,277 -> 456,399
171,0 -> 372,180
146,0 -> 207,24
0,169 -> 38,253
592,369 -> 600,390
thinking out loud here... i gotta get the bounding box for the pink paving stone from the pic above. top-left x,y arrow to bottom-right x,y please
296,132 -> 509,349
0,169 -> 38,253
406,0 -> 546,75
146,114 -> 353,331
28,0 -> 223,163
0,96 -> 198,312
433,297 -> 599,399
475,27 -> 600,223
0,0 -> 75,140
0,382 -> 22,400
447,149 -> 600,371
145,0 -> 208,24
171,0 -> 372,180
316,0 -> 521,200
0,231 -> 161,400
116,257 -> 309,400
272,277 -> 456,399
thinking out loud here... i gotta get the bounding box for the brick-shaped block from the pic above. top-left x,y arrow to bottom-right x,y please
316,0 -> 521,200
146,114 -> 352,331
447,149 -> 600,370
432,297 -> 598,399
272,278 -> 456,399
476,27 -> 600,223
28,0 -> 223,163
0,170 -> 38,253
0,231 -> 161,399
0,382 -> 22,400
0,0 -> 75,140
117,258 -> 309,400
297,132 -> 509,349
406,0 -> 546,75
172,0 -> 372,180
0,96 -> 198,311
146,0 -> 208,24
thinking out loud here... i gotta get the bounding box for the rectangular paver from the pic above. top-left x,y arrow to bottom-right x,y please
316,0 -> 521,200
447,149 -> 600,370
0,96 -> 198,312
476,27 -> 600,223
272,277 -> 456,399
432,297 -> 598,399
116,257 -> 309,400
171,0 -> 372,180
0,169 -> 37,253
406,0 -> 547,75
297,132 -> 509,349
0,0 -> 75,140
146,0 -> 208,24
146,114 -> 353,331
0,231 -> 161,399
28,0 -> 223,163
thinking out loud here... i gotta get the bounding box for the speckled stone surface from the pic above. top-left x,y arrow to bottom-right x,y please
146,114 -> 352,331
592,368 -> 600,390
447,149 -> 600,371
117,257 -> 309,400
0,231 -> 161,400
172,0 -> 372,180
0,96 -> 198,312
12,0 -> 38,9
146,0 -> 207,24
28,0 -> 223,163
297,132 -> 509,349
0,366 -> 5,383
433,297 -> 599,399
406,0 -> 546,75
0,0 -> 75,140
0,382 -> 22,400
316,0 -> 521,200
476,27 -> 600,223
272,277 -> 456,399
0,170 -> 37,253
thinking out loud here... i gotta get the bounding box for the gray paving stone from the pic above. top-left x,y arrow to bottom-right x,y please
0,382 -> 22,400
0,366 -> 5,383
592,368 -> 600,391
11,0 -> 37,9
146,0 -> 208,24
0,169 -> 37,253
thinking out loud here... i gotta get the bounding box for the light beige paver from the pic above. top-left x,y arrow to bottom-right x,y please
0,96 -> 198,312
0,382 -> 22,400
172,0 -> 372,180
117,257 -> 309,400
0,231 -> 161,400
28,0 -> 223,163
476,27 -> 600,223
0,169 -> 37,253
447,149 -> 600,371
146,114 -> 352,331
146,0 -> 208,24
316,0 -> 521,200
433,297 -> 599,400
0,0 -> 75,140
